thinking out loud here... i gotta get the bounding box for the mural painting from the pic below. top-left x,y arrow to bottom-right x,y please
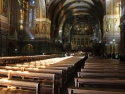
2,0 -> 8,17
72,22 -> 91,35
114,18 -> 119,32
63,23 -> 71,43
72,15 -> 99,35
63,15 -> 99,43
63,16 -> 74,43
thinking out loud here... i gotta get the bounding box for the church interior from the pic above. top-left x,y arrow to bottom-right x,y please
0,0 -> 125,94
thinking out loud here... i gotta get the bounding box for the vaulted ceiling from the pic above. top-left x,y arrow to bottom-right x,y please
47,0 -> 105,38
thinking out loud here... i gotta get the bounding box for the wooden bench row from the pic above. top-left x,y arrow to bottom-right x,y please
0,78 -> 41,94
74,77 -> 125,87
77,72 -> 125,78
0,55 -> 59,65
68,87 -> 125,94
0,69 -> 55,94
68,57 -> 125,94
0,56 -> 86,94
81,68 -> 125,73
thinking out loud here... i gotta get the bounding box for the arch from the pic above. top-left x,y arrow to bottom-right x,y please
48,0 -> 104,40
62,15 -> 100,44
57,1 -> 102,25
22,44 -> 34,54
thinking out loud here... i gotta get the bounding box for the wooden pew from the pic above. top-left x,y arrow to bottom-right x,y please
0,66 -> 64,90
0,65 -> 68,90
0,56 -> 85,94
0,78 -> 41,94
74,77 -> 125,87
48,61 -> 80,73
0,66 -> 21,71
0,59 -> 5,65
0,69 -> 56,94
11,71 -> 55,94
67,57 -> 125,94
68,87 -> 125,94
84,66 -> 125,69
0,87 -> 36,94
85,63 -> 125,66
3,65 -> 69,88
84,64 -> 125,68
39,66 -> 70,84
24,67 -> 64,93
81,68 -> 125,73
0,55 -> 56,65
46,64 -> 74,78
77,72 -> 125,78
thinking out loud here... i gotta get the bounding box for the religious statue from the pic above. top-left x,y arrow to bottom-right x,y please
35,23 -> 39,34
114,19 -> 118,32
106,18 -> 111,32
42,22 -> 46,34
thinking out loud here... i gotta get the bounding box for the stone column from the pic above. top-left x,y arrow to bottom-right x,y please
0,0 -> 9,55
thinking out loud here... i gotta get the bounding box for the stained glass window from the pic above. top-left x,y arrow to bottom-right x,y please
34,9 -> 36,27
29,0 -> 37,27
29,9 -> 32,27
30,0 -> 36,6
2,0 -> 8,17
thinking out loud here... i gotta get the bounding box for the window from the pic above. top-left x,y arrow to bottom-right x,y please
34,9 -> 36,27
29,0 -> 36,27
29,9 -> 32,27
30,0 -> 36,6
